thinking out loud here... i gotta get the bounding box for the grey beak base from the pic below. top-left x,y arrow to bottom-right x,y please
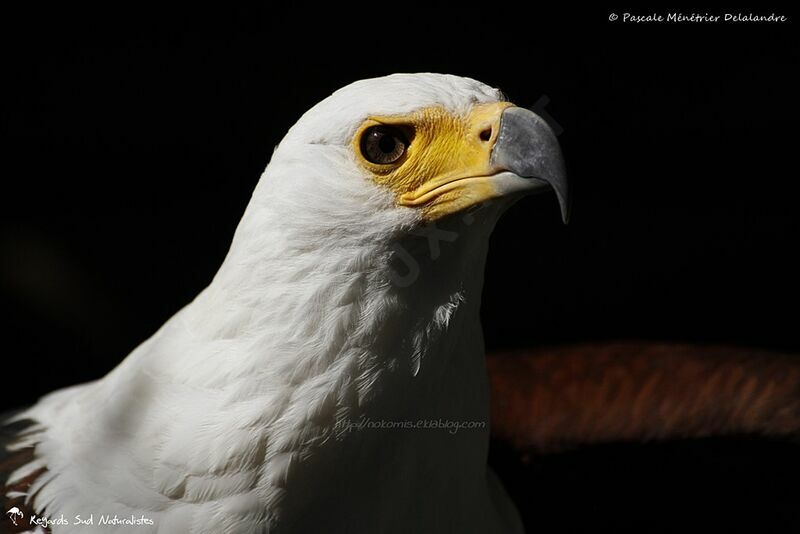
491,107 -> 570,223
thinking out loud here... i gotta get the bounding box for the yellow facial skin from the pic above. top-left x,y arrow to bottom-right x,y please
352,102 -> 514,221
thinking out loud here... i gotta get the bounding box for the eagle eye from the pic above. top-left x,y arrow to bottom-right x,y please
360,125 -> 410,165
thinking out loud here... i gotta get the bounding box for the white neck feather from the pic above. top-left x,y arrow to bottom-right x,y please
19,151 -> 510,533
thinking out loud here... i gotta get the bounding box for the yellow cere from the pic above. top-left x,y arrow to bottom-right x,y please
353,101 -> 514,220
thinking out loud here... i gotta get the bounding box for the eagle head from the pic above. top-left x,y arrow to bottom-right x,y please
246,73 -> 567,249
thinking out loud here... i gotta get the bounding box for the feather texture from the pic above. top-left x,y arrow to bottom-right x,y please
3,74 -> 519,533
488,341 -> 800,454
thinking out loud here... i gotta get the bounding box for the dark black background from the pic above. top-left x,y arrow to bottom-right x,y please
2,5 -> 798,531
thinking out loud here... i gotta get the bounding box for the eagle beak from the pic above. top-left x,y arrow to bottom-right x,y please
490,107 -> 570,223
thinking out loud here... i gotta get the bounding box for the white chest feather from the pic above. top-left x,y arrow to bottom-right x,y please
9,72 -> 529,533
12,206 -> 518,533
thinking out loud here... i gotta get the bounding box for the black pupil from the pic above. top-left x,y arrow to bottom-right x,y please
377,133 -> 396,154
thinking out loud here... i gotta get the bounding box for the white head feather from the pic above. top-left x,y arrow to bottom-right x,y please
9,73 -> 522,533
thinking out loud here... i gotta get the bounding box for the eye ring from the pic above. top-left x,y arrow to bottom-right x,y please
360,125 -> 410,165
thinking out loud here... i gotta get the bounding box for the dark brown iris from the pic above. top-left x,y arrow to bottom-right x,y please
360,125 -> 409,164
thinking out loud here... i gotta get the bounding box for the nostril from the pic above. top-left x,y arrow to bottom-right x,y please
479,127 -> 492,142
